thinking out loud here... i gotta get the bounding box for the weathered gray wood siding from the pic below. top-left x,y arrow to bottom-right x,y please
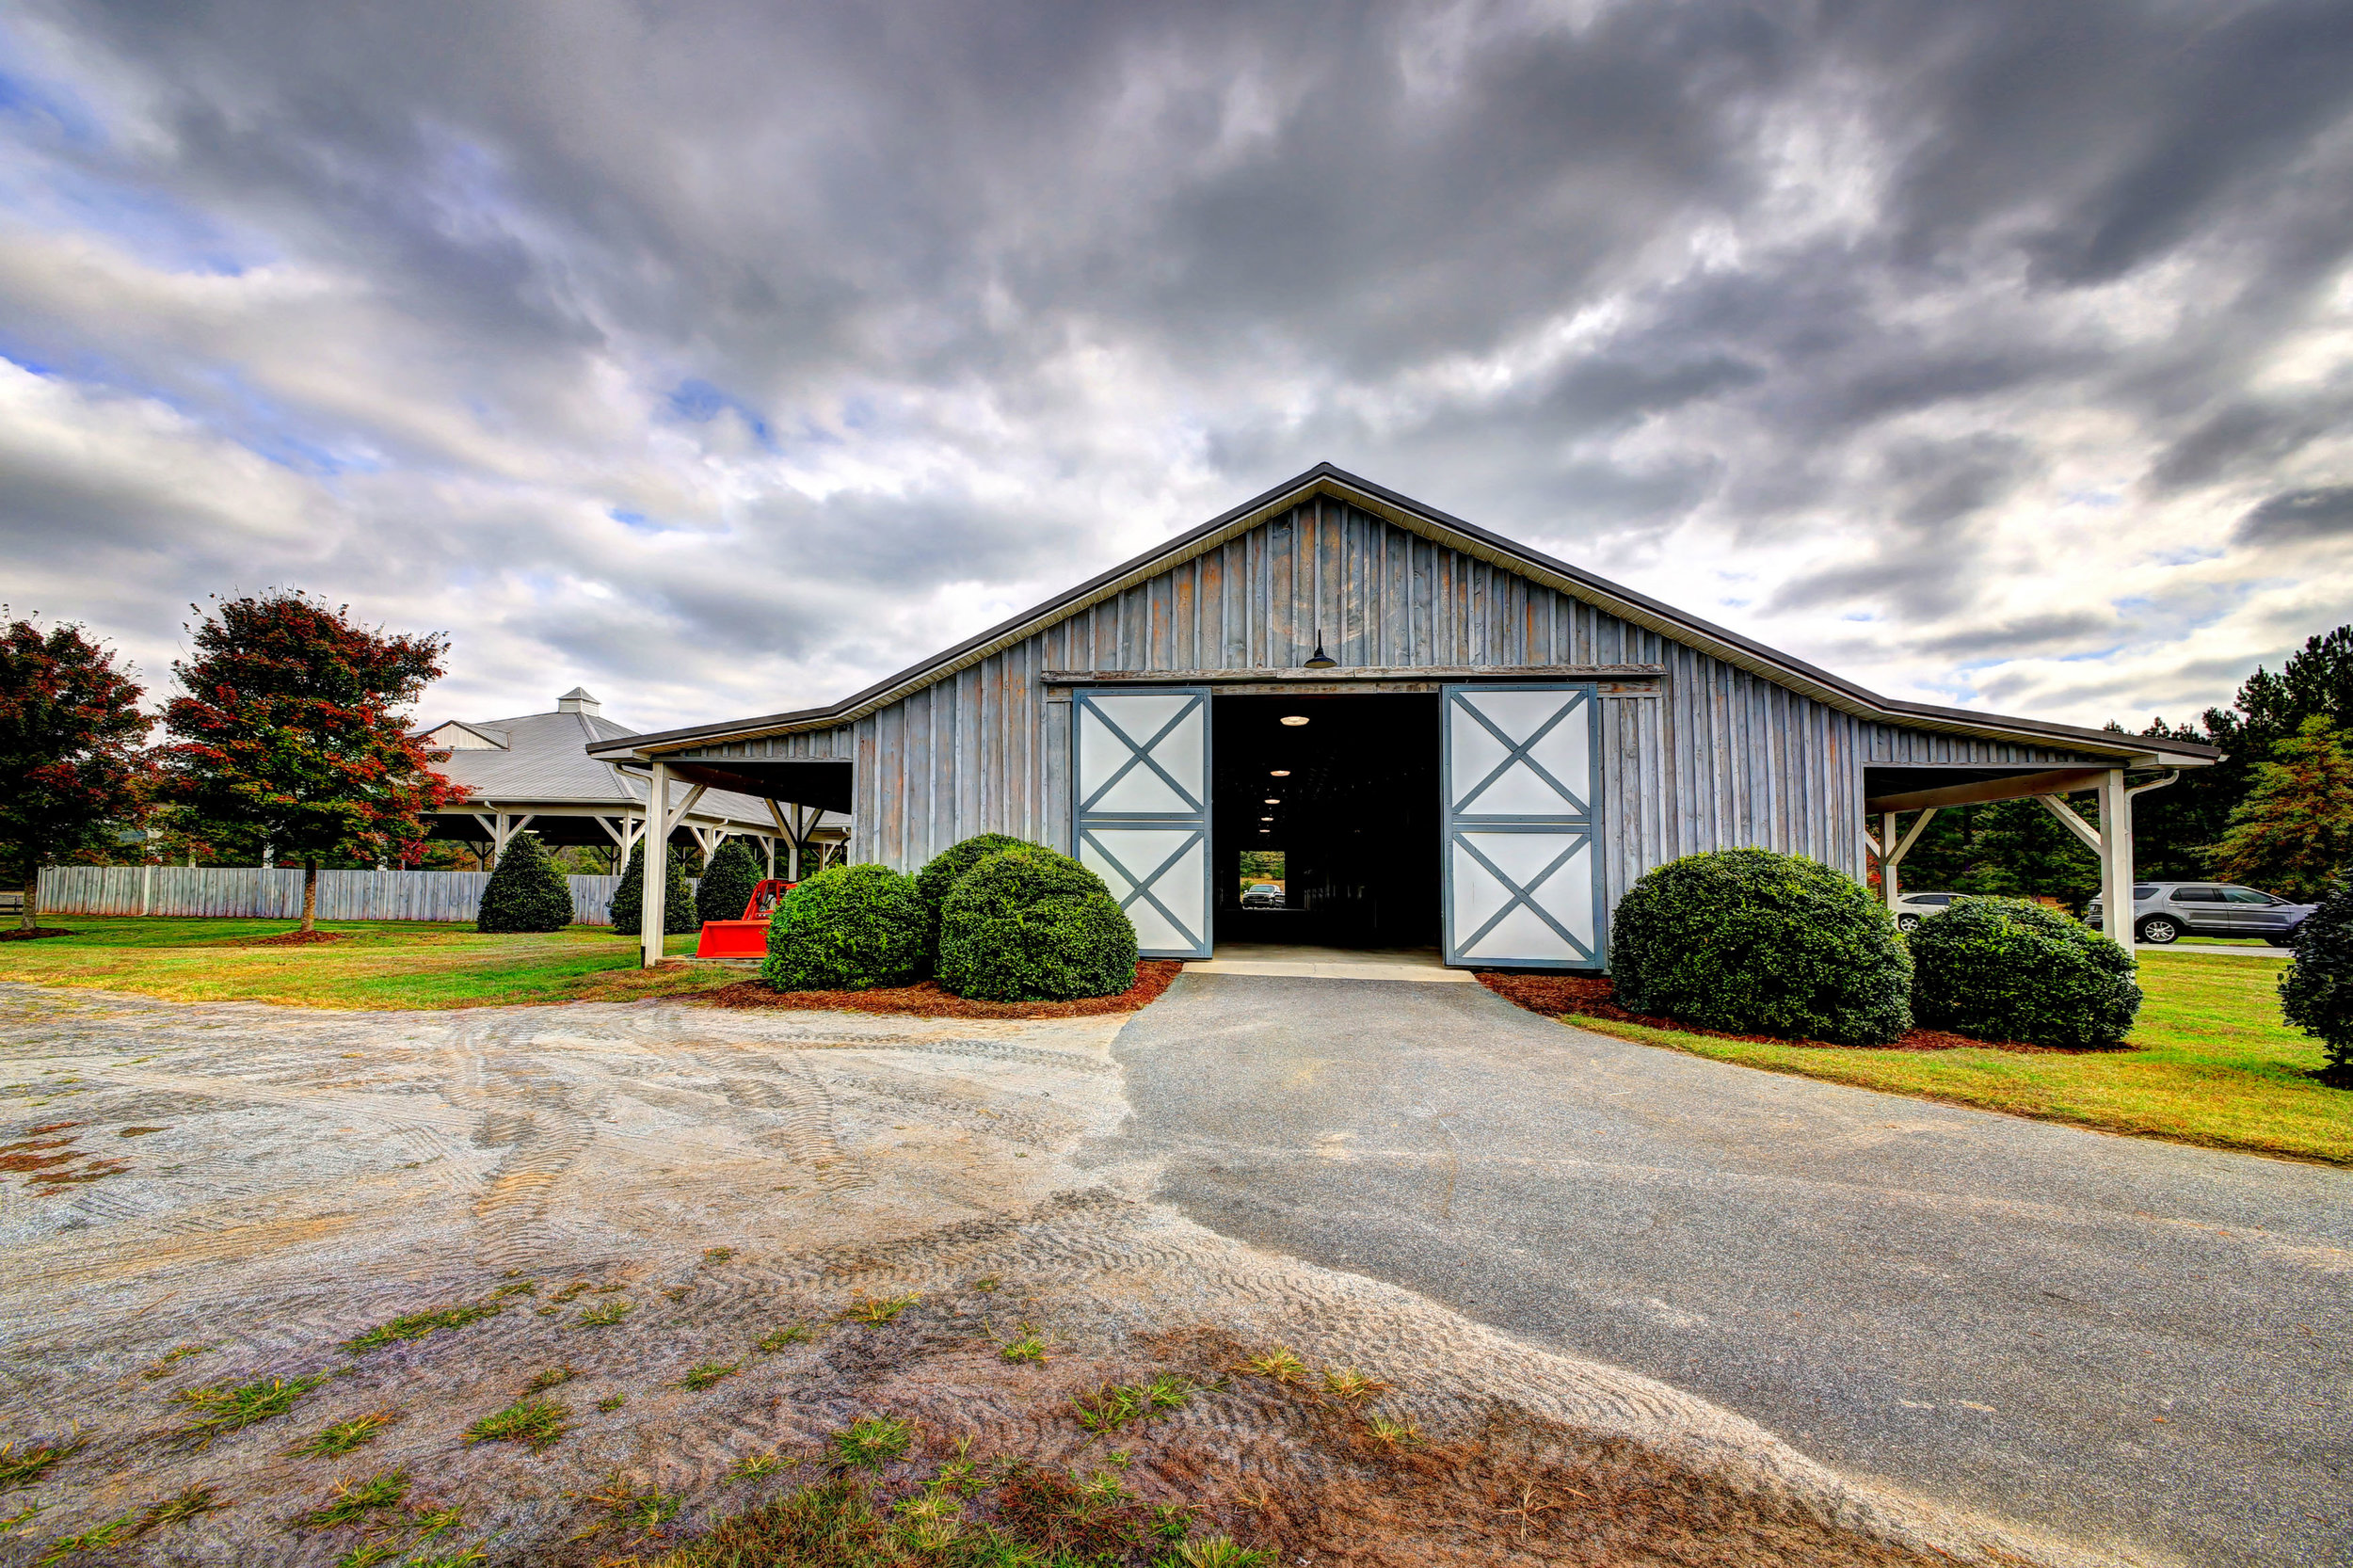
697,500 -> 2109,892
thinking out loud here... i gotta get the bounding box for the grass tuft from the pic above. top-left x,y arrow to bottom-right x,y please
702,1246 -> 735,1263
522,1365 -> 578,1393
1000,1331 -> 1048,1365
589,1475 -> 683,1533
1363,1412 -> 1423,1450
330,1544 -> 398,1568
728,1451 -> 791,1482
756,1324 -> 815,1352
1071,1375 -> 1192,1432
596,1394 -> 627,1413
835,1293 -> 918,1325
826,1416 -> 914,1472
1157,1538 -> 1277,1568
138,1344 -> 216,1381
291,1412 -> 397,1458
173,1372 -> 330,1437
137,1484 -> 223,1530
1320,1368 -> 1391,1402
1235,1348 -> 1307,1385
577,1299 -> 634,1328
36,1510 -> 141,1561
0,1438 -> 86,1490
296,1469 -> 410,1529
342,1300 -> 504,1353
463,1400 -> 568,1450
675,1361 -> 739,1391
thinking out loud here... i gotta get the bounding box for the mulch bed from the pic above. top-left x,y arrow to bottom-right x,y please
0,928 -> 76,941
1475,970 -> 2122,1054
696,958 -> 1185,1019
228,929 -> 353,947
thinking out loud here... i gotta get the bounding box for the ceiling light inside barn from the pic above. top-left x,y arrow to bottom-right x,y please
1263,797 -> 1279,804
1280,715 -> 1309,727
1260,816 -> 1273,822
1270,769 -> 1290,776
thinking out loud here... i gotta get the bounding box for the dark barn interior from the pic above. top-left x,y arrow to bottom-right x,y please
1212,693 -> 1441,949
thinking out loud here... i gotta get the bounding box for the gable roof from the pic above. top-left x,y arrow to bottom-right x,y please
588,463 -> 2219,767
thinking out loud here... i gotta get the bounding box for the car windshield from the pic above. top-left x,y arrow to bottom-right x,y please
1247,884 -> 1280,895
2222,888 -> 2278,904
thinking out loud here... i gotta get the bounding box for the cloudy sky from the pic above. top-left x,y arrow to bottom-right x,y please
3,0 -> 2348,736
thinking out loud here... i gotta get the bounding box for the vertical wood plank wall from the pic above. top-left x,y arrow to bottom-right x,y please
683,500 -> 2108,895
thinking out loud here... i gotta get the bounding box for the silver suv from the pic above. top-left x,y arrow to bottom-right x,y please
1891,891 -> 1966,932
2084,882 -> 2314,946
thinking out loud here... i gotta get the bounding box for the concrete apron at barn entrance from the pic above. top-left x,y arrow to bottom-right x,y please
1183,943 -> 1478,982
1089,969 -> 2353,1568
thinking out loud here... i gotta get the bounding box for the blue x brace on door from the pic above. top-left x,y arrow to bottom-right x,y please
1071,687 -> 1213,959
1442,683 -> 1605,968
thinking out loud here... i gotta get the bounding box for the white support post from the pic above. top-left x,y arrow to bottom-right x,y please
1880,811 -> 1900,911
2097,769 -> 2135,952
762,837 -> 776,880
640,761 -> 669,969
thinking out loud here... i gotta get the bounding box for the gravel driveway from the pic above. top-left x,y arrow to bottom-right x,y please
1093,973 -> 2353,1568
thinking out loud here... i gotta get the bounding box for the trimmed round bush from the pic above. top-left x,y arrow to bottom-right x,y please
937,845 -> 1138,1002
760,862 -> 925,991
476,831 -> 573,933
914,833 -> 1038,961
2280,873 -> 2353,1085
1609,849 -> 1912,1047
696,838 -> 761,925
609,841 -> 696,936
1910,896 -> 2140,1048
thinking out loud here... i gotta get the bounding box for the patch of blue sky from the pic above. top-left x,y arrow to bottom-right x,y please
668,378 -> 776,449
2146,545 -> 2223,567
0,45 -> 106,149
175,364 -> 380,476
610,508 -> 664,533
1842,610 -> 1874,622
2052,645 -> 2125,664
2061,488 -> 2123,508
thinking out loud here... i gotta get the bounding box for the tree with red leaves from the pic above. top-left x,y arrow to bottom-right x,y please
164,591 -> 466,933
0,613 -> 158,933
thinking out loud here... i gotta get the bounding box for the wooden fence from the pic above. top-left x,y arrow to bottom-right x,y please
35,866 -> 648,927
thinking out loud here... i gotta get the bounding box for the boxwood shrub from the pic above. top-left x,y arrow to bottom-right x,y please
609,841 -> 696,936
760,862 -> 925,991
476,831 -> 573,933
937,845 -> 1138,1002
1909,897 -> 2140,1048
2280,874 -> 2353,1085
696,838 -> 761,925
914,833 -> 1038,962
1609,849 -> 1912,1046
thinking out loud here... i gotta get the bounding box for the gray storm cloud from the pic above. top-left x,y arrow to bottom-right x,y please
0,0 -> 2347,730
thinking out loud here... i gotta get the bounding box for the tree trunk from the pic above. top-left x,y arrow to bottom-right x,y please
301,857 -> 319,933
19,874 -> 35,934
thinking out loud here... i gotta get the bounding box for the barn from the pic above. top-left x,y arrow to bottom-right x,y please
588,465 -> 2219,968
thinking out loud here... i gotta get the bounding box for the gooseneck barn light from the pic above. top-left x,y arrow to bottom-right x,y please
1279,715 -> 1309,727
1304,628 -> 1337,670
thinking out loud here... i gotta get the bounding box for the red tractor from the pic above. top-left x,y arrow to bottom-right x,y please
693,879 -> 795,959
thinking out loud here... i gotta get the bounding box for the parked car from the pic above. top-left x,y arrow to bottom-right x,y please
1241,881 -> 1285,908
1891,890 -> 1966,932
2084,882 -> 2314,946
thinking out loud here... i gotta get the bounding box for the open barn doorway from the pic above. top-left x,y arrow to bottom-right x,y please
1212,692 -> 1441,950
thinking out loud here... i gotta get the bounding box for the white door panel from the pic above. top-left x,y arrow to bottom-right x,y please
1443,684 -> 1603,968
1073,688 -> 1213,959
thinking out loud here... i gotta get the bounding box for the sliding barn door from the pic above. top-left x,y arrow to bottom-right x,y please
1442,683 -> 1603,968
1072,688 -> 1213,959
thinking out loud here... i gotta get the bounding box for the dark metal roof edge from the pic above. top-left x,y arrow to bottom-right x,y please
585,461 -> 2223,766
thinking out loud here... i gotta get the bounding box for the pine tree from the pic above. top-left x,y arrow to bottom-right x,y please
476,830 -> 575,933
696,838 -> 760,924
2206,717 -> 2353,902
609,840 -> 696,936
2280,874 -> 2353,1084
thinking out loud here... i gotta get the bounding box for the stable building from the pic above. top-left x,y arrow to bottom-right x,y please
422,688 -> 846,876
587,466 -> 2218,968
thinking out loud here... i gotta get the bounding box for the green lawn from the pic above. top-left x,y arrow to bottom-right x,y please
1561,950 -> 2350,1165
0,918 -> 731,1009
